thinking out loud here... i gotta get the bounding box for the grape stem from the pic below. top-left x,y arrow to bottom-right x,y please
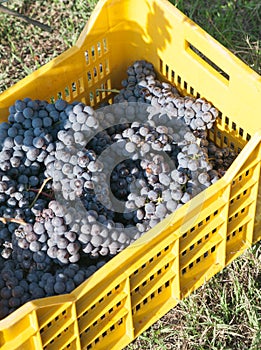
96,88 -> 120,94
0,217 -> 27,226
30,177 -> 52,208
29,188 -> 54,199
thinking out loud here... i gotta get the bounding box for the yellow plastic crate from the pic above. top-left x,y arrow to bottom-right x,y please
0,0 -> 261,349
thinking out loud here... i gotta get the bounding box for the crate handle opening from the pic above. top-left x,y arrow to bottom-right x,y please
187,42 -> 230,82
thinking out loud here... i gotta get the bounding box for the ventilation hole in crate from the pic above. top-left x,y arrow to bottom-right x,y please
182,267 -> 187,274
91,304 -> 95,310
93,67 -> 97,78
47,322 -> 52,328
183,232 -> 187,238
189,262 -> 193,269
135,286 -> 139,293
198,221 -> 203,227
232,122 -> 236,131
225,117 -> 229,125
164,246 -> 169,251
158,286 -> 162,294
83,310 -> 88,317
150,275 -> 154,281
211,246 -> 216,253
99,297 -> 104,303
229,217 -> 232,222
230,142 -> 235,149
136,304 -> 141,311
165,64 -> 169,77
85,50 -> 89,64
64,86 -> 70,98
235,213 -> 238,218
91,46 -> 95,59
157,252 -> 161,257
184,81 -> 187,90
227,235 -> 230,241
102,331 -> 107,338
214,210 -> 218,216
196,92 -> 200,98
95,338 -> 99,344
224,136 -> 228,145
196,257 -> 201,263
142,281 -> 147,287
159,59 -> 163,73
143,298 -> 148,305
243,189 -> 247,196
212,228 -> 217,233
115,284 -> 120,290
55,316 -> 59,321
230,198 -> 234,204
171,70 -> 175,82
239,128 -> 244,137
188,43 -> 230,80
177,75 -> 181,84
217,131 -> 222,139
99,63 -> 103,74
182,250 -> 187,256
97,42 -> 101,56
190,86 -> 194,95
100,314 -> 106,321
67,344 -> 71,348
87,344 -> 92,350
89,92 -> 94,106
206,216 -> 210,222
205,234 -> 209,239
151,292 -> 155,298
142,263 -> 146,269
189,244 -> 194,251
198,239 -> 202,245
72,82 -> 77,93
232,231 -> 236,237
204,252 -> 208,258
246,133 -> 251,141
103,38 -> 108,52
87,71 -> 92,83
149,257 -> 154,263
190,227 -> 195,232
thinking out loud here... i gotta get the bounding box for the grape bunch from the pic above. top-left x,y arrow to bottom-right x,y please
0,256 -> 106,320
0,60 -> 239,320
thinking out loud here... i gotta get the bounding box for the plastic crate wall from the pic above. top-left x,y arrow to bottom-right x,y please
0,0 -> 261,349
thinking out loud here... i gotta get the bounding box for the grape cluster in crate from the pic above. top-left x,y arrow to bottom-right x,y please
0,60 -> 237,320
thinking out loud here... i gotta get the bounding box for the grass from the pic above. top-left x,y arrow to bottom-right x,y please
0,1 -> 261,349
